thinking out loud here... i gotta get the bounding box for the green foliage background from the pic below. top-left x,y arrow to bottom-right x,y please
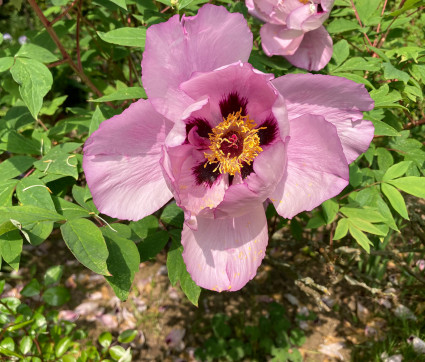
0,0 -> 425,359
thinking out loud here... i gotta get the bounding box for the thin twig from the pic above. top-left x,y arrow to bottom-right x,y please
50,0 -> 78,25
350,0 -> 374,49
76,0 -> 83,72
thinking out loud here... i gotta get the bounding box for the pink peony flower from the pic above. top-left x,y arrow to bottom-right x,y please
246,0 -> 334,70
83,4 -> 374,292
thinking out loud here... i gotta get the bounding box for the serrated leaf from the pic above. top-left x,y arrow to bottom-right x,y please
9,57 -> 53,119
348,226 -> 372,253
91,87 -> 147,102
60,219 -> 110,276
381,183 -> 409,219
102,228 -> 140,301
382,161 -> 412,181
382,62 -> 410,84
388,177 -> 425,198
97,27 -> 146,47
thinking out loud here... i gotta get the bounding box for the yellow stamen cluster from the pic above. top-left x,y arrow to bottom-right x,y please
205,110 -> 263,176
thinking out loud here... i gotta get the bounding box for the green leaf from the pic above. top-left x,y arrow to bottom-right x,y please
109,346 -> 127,360
52,196 -> 91,220
390,0 -> 425,16
137,230 -> 169,262
15,43 -> 59,63
382,161 -> 412,181
348,226 -> 372,253
334,57 -> 381,72
19,336 -> 33,355
16,176 -> 55,210
387,46 -> 425,62
55,337 -> 72,357
371,119 -> 400,136
0,180 -> 18,207
327,18 -> 361,33
98,332 -> 112,348
333,218 -> 349,240
97,27 -> 146,47
161,202 -> 184,227
91,87 -> 147,102
43,265 -> 64,286
9,57 -> 53,119
388,177 -> 425,198
89,106 -> 106,135
102,228 -> 140,301
0,156 -> 34,182
321,199 -> 339,224
42,287 -> 71,307
0,230 -> 23,270
0,57 -> 14,73
3,130 -> 41,155
71,185 -> 98,212
340,206 -> 386,222
129,215 -> 158,239
107,0 -> 127,10
118,329 -> 138,343
382,62 -> 410,84
347,218 -> 387,236
0,205 -> 65,225
21,279 -> 41,297
167,234 -> 201,306
381,183 -> 409,219
332,40 -> 349,66
60,219 -> 110,276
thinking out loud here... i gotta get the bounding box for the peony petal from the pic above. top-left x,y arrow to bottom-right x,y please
161,145 -> 228,218
179,62 -> 277,128
181,205 -> 268,291
214,140 -> 287,218
283,26 -> 333,71
83,99 -> 173,221
142,4 -> 252,121
271,114 -> 349,219
272,73 -> 374,163
286,3 -> 330,31
260,24 -> 304,56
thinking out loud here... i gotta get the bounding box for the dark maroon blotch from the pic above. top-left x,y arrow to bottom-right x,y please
219,92 -> 248,118
257,117 -> 278,146
186,118 -> 212,139
317,4 -> 323,13
193,161 -> 220,187
241,162 -> 254,179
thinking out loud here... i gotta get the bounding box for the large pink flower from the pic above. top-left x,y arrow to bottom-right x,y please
246,0 -> 334,70
83,4 -> 374,292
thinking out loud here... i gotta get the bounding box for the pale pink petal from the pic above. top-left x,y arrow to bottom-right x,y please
286,3 -> 330,31
214,140 -> 287,218
142,4 -> 252,121
283,26 -> 333,71
271,114 -> 349,219
260,24 -> 304,56
181,205 -> 268,291
179,62 -> 277,127
272,73 -> 374,163
246,0 -> 272,23
83,100 -> 173,221
161,145 -> 227,217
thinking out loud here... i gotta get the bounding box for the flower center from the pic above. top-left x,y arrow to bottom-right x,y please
205,110 -> 263,176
